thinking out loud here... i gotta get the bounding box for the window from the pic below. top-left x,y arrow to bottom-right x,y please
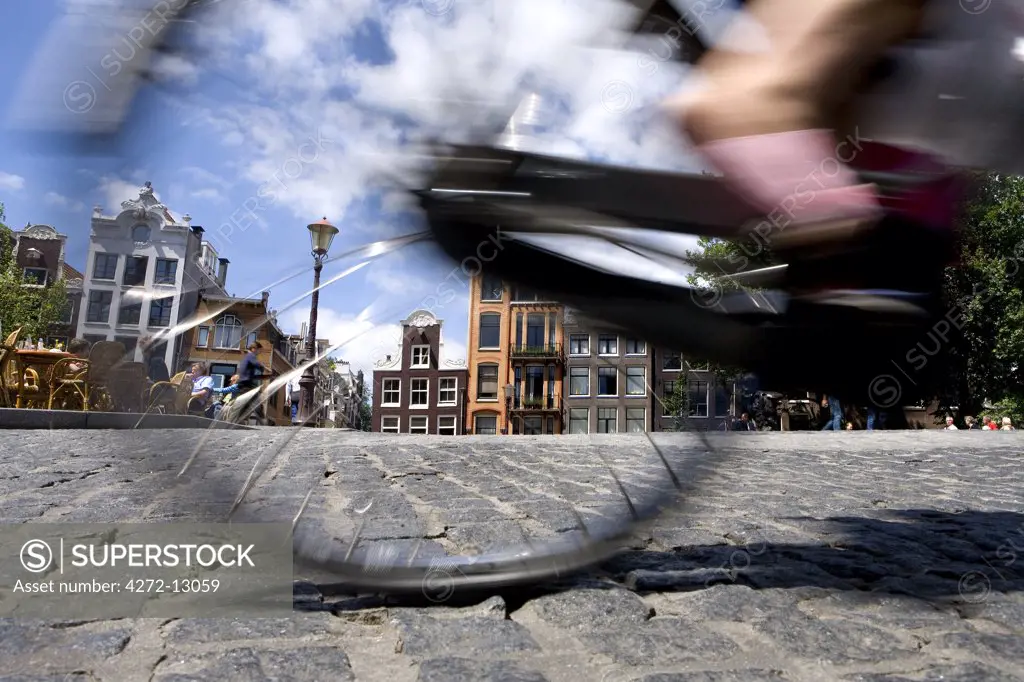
214,315 -> 243,349
196,327 -> 210,347
479,313 -> 501,349
526,314 -> 545,347
410,378 -> 428,407
22,268 -> 47,286
210,363 -> 237,390
480,274 -> 503,301
148,297 -> 173,327
598,367 -> 617,396
546,416 -> 554,434
598,335 -> 617,355
477,364 -> 498,400
523,416 -> 543,435
569,367 -> 589,396
569,334 -> 589,355
474,414 -> 497,434
83,334 -> 107,347
515,313 -> 523,348
663,351 -> 682,371
524,366 -> 544,404
626,408 -> 646,432
626,367 -> 646,396
438,378 -> 457,405
93,253 -> 118,280
58,300 -> 74,324
123,256 -> 148,286
714,384 -> 731,418
625,339 -> 646,355
409,416 -> 428,434
569,408 -> 589,434
114,336 -> 138,360
663,380 -> 677,416
117,301 -> 141,326
154,259 -> 178,285
689,380 -> 709,417
438,416 -> 457,435
131,224 -> 151,242
381,378 -> 400,406
597,407 -> 617,433
381,416 -> 399,433
512,285 -> 545,301
411,345 -> 430,369
246,331 -> 258,348
86,290 -> 113,323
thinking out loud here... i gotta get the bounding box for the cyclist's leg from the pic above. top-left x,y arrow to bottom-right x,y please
667,0 -> 926,227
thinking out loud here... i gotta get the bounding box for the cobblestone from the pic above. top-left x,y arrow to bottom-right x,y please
0,430 -> 1021,681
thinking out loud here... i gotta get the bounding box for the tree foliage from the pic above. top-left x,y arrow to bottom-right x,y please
0,203 -> 70,341
659,377 -> 691,431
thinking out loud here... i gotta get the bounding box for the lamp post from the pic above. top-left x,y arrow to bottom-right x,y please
298,217 -> 339,426
503,383 -> 514,435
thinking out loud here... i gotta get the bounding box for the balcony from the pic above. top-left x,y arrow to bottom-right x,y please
510,343 -> 564,362
508,395 -> 562,413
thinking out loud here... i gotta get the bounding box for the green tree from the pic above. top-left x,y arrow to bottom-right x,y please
0,203 -> 70,341
357,393 -> 372,431
660,377 -> 691,431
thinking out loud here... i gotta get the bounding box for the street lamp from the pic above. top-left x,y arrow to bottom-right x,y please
503,383 -> 514,434
298,217 -> 339,426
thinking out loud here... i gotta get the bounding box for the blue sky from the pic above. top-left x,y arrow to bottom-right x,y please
0,0 -> 714,375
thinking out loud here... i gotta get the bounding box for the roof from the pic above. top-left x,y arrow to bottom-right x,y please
62,263 -> 84,280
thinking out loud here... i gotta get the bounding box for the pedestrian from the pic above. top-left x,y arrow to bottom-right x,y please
139,336 -> 170,383
287,373 -> 302,425
944,416 -> 958,430
964,416 -> 978,430
821,394 -> 843,431
1001,417 -> 1015,431
237,341 -> 267,421
186,362 -> 215,417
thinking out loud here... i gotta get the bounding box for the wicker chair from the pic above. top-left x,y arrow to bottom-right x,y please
47,358 -> 90,411
147,371 -> 186,414
174,375 -> 196,414
0,328 -> 22,408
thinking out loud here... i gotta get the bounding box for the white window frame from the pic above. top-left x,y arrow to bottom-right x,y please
568,334 -> 590,356
437,415 -> 457,435
568,366 -> 590,397
568,407 -> 589,434
381,378 -> 401,407
597,407 -> 618,433
381,416 -> 400,433
22,267 -> 48,287
597,366 -> 618,397
625,339 -> 646,355
408,415 -> 429,434
689,379 -> 710,418
438,377 -> 457,406
410,345 -> 430,369
625,366 -> 646,397
598,335 -> 618,356
410,378 -> 429,409
626,407 -> 646,432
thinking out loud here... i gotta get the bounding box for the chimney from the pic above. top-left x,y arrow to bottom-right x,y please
190,224 -> 204,236
217,258 -> 229,287
260,290 -> 269,307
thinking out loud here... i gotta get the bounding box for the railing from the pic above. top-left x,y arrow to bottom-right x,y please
509,394 -> 562,412
510,343 -> 564,360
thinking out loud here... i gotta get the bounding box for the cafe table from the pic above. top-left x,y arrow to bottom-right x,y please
13,349 -> 71,408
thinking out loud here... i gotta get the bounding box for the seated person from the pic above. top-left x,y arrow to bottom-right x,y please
66,338 -> 91,374
211,374 -> 240,420
187,362 -> 215,416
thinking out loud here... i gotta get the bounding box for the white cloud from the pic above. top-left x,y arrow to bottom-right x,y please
191,188 -> 225,201
44,191 -> 85,212
278,303 -> 466,379
97,176 -> 150,211
0,172 -> 25,191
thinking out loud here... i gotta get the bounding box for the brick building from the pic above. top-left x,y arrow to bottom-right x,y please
8,223 -> 83,347
466,271 -> 565,435
372,310 -> 469,435
562,307 -> 655,433
180,291 -> 296,425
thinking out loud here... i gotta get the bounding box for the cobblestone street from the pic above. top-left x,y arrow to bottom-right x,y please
0,430 -> 1022,681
